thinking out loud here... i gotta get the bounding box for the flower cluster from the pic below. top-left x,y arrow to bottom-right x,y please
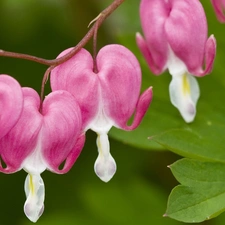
0,45 -> 152,222
0,0 -> 223,223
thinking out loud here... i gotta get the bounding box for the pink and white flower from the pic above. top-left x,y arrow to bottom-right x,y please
51,44 -> 153,182
0,88 -> 84,222
136,0 -> 216,122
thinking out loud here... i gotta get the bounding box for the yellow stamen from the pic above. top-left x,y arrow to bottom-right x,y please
29,175 -> 35,195
182,73 -> 190,95
97,134 -> 103,157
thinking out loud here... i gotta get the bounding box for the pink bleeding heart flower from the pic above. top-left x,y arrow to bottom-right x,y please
0,74 -> 23,139
50,44 -> 153,182
136,0 -> 216,123
0,88 -> 85,222
211,0 -> 225,22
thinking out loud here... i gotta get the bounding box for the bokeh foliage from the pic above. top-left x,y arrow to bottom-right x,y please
0,0 -> 225,224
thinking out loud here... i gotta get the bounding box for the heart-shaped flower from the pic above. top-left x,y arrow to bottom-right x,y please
51,44 -> 153,182
0,88 -> 84,222
136,0 -> 216,122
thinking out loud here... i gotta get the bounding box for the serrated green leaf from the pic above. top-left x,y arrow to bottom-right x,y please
166,159 -> 225,223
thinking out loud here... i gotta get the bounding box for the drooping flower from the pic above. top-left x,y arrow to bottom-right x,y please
136,0 -> 216,122
50,44 -> 153,182
211,0 -> 225,22
0,74 -> 23,139
0,88 -> 85,222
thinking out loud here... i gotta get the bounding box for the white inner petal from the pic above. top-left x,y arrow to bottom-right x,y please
169,72 -> 200,123
167,47 -> 200,123
22,132 -> 46,175
167,47 -> 187,77
89,109 -> 114,134
88,89 -> 116,182
24,174 -> 45,223
94,133 -> 117,182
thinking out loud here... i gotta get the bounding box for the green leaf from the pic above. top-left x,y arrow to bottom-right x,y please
152,124 -> 225,162
166,158 -> 225,223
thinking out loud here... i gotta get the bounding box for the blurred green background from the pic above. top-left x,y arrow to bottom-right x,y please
0,0 -> 224,224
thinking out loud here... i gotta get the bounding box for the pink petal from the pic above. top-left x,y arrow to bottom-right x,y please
0,75 -> 23,139
165,0 -> 212,74
52,133 -> 85,174
138,0 -> 169,74
120,87 -> 153,130
0,88 -> 42,173
51,45 -> 152,134
190,35 -> 217,77
136,33 -> 163,75
211,0 -> 225,22
50,48 -> 100,130
96,44 -> 152,130
0,87 -> 84,174
41,90 -> 83,174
